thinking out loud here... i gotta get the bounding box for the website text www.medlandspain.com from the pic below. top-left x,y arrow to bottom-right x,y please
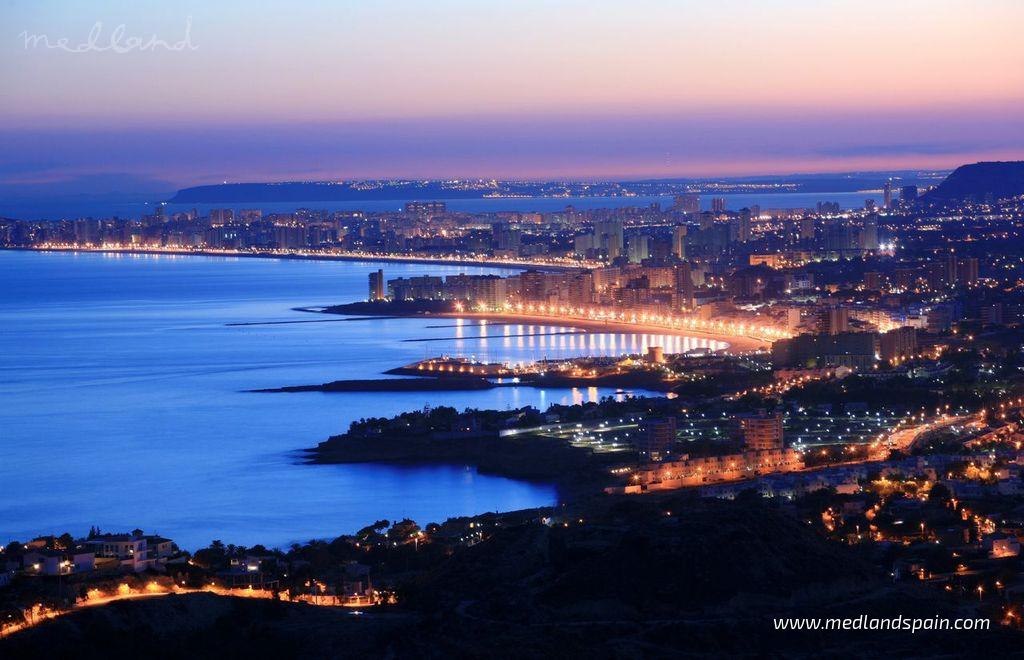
773,615 -> 990,633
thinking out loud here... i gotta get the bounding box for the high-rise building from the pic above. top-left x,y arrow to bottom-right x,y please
673,194 -> 699,214
404,201 -> 446,215
861,213 -> 879,250
492,222 -> 522,255
711,197 -> 727,213
368,269 -> 385,301
799,216 -> 815,241
73,218 -> 100,244
637,417 -> 677,461
626,234 -> 650,263
734,411 -> 784,451
649,236 -> 673,261
895,268 -> 919,290
883,182 -> 893,210
518,270 -> 550,303
387,275 -> 444,300
595,219 -> 624,259
981,304 -> 1004,326
450,274 -> 507,309
566,271 -> 595,306
671,225 -> 687,259
675,262 -> 694,309
817,305 -> 850,335
210,209 -> 234,227
926,254 -> 958,290
957,258 -> 979,285
880,327 -> 917,362
771,332 -> 878,369
926,304 -> 954,333
823,223 -> 860,253
606,232 -> 624,260
736,208 -> 752,242
900,185 -> 918,205
573,233 -> 595,256
786,308 -> 803,332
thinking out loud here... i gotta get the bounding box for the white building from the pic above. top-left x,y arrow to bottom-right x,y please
22,548 -> 95,576
83,530 -> 175,573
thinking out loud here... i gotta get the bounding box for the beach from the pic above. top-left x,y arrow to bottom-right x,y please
319,301 -> 771,353
443,311 -> 770,353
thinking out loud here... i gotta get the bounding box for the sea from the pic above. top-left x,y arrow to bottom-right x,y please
0,250 -> 722,549
0,191 -> 875,221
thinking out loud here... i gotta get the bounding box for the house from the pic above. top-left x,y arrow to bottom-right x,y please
636,447 -> 805,490
341,562 -> 375,606
82,529 -> 175,573
147,535 -> 174,559
228,554 -> 278,574
21,548 -> 95,576
991,537 -> 1021,559
892,557 -> 930,581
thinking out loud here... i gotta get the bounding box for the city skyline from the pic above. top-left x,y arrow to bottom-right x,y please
7,2 -> 1024,654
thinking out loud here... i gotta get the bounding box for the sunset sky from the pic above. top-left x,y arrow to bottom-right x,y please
2,0 -> 1023,196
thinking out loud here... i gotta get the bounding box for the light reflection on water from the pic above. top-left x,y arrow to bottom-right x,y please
0,251 -> 710,548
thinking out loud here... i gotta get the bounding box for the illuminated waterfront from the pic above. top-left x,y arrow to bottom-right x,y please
0,250 -> 715,549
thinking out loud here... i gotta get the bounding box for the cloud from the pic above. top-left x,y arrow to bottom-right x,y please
1,106 -> 1022,188
0,172 -> 175,199
813,143 -> 1005,158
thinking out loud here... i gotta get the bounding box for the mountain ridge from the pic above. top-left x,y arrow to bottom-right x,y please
923,161 -> 1024,203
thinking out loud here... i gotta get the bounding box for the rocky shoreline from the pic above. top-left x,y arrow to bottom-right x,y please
305,427 -> 631,501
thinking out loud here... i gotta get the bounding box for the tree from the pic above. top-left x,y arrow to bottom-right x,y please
356,520 -> 390,542
387,519 -> 421,544
928,482 -> 953,505
735,488 -> 762,504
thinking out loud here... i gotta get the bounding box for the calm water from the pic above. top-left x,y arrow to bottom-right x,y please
161,191 -> 874,216
1,191 -> 873,220
0,251 -> 716,549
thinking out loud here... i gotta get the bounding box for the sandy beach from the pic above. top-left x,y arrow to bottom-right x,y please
433,311 -> 771,353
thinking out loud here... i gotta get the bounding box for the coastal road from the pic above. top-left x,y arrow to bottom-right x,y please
882,413 -> 979,455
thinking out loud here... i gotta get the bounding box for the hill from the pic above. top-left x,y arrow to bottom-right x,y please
923,161 -> 1024,203
4,495 -> 1019,657
0,593 -> 413,658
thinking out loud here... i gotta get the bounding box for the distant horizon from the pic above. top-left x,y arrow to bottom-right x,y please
172,166 -> 960,186
2,119 -> 1018,201
4,1 -> 1024,201
0,161 -> 971,205
0,162 -> 967,220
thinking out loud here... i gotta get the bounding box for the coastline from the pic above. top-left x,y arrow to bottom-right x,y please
318,303 -> 770,353
0,245 -> 586,273
254,371 -> 675,393
305,432 -> 622,502
10,247 -> 770,352
434,311 -> 769,353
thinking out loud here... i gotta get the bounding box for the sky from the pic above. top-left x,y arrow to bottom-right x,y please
1,0 -> 1023,199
